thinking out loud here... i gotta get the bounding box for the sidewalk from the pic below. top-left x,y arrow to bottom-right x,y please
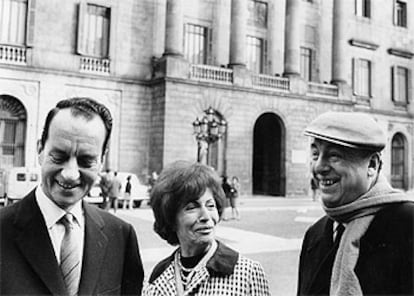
236,195 -> 321,209
135,195 -> 322,212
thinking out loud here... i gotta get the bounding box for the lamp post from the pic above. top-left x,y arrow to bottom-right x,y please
192,107 -> 227,165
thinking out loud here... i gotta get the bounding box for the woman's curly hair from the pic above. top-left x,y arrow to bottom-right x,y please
150,161 -> 226,245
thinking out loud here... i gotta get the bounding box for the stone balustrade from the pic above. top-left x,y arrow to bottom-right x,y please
252,74 -> 290,91
80,56 -> 110,74
190,64 -> 233,84
0,44 -> 27,65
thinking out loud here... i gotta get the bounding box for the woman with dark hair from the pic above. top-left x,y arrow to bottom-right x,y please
143,161 -> 270,296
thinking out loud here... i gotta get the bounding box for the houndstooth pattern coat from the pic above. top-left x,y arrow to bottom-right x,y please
142,241 -> 270,296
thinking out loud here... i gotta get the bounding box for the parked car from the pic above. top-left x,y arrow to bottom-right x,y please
84,178 -> 104,205
1,167 -> 41,206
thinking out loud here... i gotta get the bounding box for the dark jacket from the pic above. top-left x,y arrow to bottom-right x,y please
0,189 -> 145,295
222,182 -> 232,198
143,241 -> 270,296
297,202 -> 414,296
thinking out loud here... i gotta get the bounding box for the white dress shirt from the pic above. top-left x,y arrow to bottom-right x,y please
35,186 -> 85,268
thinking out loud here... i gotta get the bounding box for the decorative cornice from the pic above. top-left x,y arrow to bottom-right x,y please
349,39 -> 379,50
388,48 -> 414,59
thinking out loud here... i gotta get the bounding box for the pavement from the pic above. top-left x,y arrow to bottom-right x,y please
118,195 -> 325,287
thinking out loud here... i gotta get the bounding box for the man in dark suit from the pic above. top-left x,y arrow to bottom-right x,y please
0,97 -> 144,295
297,112 -> 413,296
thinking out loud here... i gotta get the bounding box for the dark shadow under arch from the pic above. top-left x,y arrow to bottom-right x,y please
253,113 -> 285,196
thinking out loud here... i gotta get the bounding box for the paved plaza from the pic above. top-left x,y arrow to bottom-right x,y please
116,197 -> 325,295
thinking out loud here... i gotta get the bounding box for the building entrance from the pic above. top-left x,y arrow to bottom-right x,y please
252,113 -> 285,196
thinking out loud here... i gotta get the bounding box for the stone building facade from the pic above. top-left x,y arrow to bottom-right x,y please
1,0 -> 413,197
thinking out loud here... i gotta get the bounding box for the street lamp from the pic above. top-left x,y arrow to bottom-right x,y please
192,107 -> 227,165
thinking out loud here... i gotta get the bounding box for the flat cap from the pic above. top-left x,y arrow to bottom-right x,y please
304,112 -> 386,151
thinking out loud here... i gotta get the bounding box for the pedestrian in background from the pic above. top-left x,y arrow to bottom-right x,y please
123,175 -> 133,210
221,176 -> 231,221
297,112 -> 414,296
0,97 -> 144,295
108,171 -> 122,213
143,161 -> 270,296
229,176 -> 241,220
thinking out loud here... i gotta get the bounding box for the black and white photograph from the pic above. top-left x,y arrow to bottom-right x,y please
0,0 -> 413,295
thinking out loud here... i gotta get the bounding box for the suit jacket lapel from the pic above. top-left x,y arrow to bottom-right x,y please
13,191 -> 67,295
307,218 -> 337,294
78,202 -> 108,295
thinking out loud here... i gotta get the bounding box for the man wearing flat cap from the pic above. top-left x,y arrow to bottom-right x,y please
297,112 -> 414,296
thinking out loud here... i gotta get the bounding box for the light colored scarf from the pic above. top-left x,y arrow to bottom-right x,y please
323,175 -> 413,296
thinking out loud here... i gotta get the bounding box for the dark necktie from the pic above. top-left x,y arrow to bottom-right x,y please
334,223 -> 345,245
60,214 -> 81,296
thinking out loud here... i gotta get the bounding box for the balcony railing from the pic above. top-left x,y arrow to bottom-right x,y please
190,64 -> 233,84
0,44 -> 27,65
307,82 -> 339,97
80,56 -> 110,74
252,74 -> 290,91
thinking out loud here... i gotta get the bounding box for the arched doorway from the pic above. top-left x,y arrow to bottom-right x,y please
253,113 -> 285,196
0,95 -> 27,170
391,133 -> 408,190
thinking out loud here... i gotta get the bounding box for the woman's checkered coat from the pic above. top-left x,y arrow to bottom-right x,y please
142,241 -> 270,296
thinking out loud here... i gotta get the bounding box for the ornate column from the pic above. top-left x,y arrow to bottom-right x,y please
331,0 -> 348,85
213,0 -> 231,66
164,0 -> 183,56
229,0 -> 247,66
269,0 -> 286,75
283,0 -> 302,77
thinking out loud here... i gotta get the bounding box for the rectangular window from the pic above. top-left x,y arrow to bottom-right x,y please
353,58 -> 371,97
78,3 -> 110,58
355,0 -> 370,18
0,0 -> 27,45
184,24 -> 209,65
392,66 -> 409,105
300,47 -> 312,81
247,0 -> 268,28
394,0 -> 407,27
246,36 -> 264,73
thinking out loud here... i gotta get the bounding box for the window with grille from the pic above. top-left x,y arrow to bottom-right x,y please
394,0 -> 407,27
355,0 -> 370,18
77,3 -> 110,58
392,66 -> 410,105
353,58 -> 371,97
0,96 -> 26,168
0,0 -> 27,45
247,0 -> 268,28
247,36 -> 266,73
184,24 -> 210,65
300,47 -> 312,81
391,133 -> 406,189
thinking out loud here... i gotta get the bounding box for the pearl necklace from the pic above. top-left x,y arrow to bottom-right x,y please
177,253 -> 196,287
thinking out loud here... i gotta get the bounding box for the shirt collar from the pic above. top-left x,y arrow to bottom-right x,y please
35,186 -> 83,229
149,240 -> 238,283
205,241 -> 238,276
